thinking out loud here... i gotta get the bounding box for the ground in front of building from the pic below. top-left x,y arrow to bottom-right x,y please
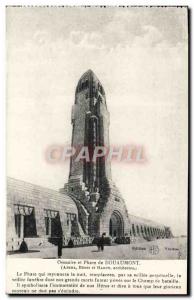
7,237 -> 187,260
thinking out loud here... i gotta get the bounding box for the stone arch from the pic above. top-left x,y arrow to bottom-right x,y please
109,211 -> 124,237
140,225 -> 144,236
144,226 -> 147,236
147,227 -> 150,236
136,225 -> 140,236
132,224 -> 136,236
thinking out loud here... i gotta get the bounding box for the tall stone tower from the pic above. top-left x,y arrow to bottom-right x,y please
64,70 -> 130,237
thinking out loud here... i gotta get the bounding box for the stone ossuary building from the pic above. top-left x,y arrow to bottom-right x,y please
7,70 -> 173,251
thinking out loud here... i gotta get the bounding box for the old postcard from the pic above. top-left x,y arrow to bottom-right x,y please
6,6 -> 189,295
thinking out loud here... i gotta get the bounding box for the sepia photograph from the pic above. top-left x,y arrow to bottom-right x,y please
5,5 -> 189,295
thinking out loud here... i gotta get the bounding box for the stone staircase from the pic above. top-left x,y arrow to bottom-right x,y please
130,236 -> 147,244
78,222 -> 86,236
7,236 -> 55,252
7,237 -> 23,252
24,237 -> 55,250
63,236 -> 94,247
66,190 -> 90,235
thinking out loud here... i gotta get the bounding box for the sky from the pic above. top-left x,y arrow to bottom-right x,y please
6,7 -> 188,235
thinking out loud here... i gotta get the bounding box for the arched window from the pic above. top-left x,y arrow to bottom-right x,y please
147,227 -> 150,236
144,226 -> 147,235
132,224 -> 136,236
136,225 -> 140,236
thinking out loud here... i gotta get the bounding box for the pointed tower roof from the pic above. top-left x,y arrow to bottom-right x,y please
79,69 -> 98,82
76,69 -> 105,96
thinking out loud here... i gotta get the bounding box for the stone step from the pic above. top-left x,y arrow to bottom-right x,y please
7,237 -> 23,252
24,237 -> 55,249
78,222 -> 87,237
63,236 -> 94,247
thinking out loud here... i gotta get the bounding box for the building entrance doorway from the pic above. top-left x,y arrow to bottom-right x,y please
109,211 -> 124,237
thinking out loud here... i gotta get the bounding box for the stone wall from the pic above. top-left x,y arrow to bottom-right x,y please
7,177 -> 80,247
